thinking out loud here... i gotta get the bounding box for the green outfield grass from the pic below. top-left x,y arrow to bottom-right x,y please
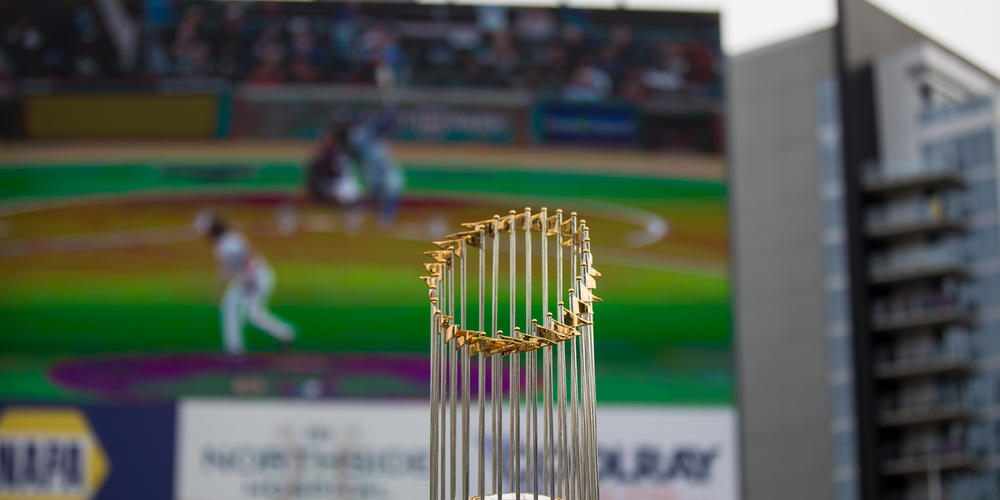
0,155 -> 731,404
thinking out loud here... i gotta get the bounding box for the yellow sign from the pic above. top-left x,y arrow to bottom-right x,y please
24,94 -> 218,138
0,408 -> 109,500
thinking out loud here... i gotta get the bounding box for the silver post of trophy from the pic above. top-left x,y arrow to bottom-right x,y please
420,208 -> 603,500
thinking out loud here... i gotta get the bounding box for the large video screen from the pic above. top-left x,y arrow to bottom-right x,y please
0,1 -> 733,498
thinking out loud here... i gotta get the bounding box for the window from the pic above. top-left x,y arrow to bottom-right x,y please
921,128 -> 995,171
826,289 -> 849,324
828,334 -> 851,371
835,477 -> 857,500
824,244 -> 847,276
821,142 -> 843,184
971,226 -> 1000,260
832,382 -> 854,419
969,180 -> 997,213
824,197 -> 844,229
980,130 -> 996,165
833,430 -> 856,465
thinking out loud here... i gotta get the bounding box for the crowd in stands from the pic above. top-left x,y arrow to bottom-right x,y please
0,1 -> 119,81
1,1 -> 723,103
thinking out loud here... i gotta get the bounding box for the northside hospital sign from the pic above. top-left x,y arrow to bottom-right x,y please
175,401 -> 738,500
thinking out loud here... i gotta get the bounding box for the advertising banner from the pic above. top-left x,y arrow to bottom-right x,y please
0,404 -> 175,500
230,93 -> 518,143
597,407 -> 738,500
176,400 -> 737,500
392,107 -> 514,144
534,102 -> 641,146
175,400 -> 428,500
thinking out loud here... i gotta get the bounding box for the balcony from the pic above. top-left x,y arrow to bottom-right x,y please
867,217 -> 967,242
879,400 -> 975,427
868,236 -> 966,286
869,262 -> 967,287
876,353 -> 973,379
882,452 -> 979,476
919,94 -> 994,125
863,161 -> 963,195
872,306 -> 974,334
886,484 -> 987,500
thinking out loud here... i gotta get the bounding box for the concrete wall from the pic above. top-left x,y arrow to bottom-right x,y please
840,0 -> 922,70
729,29 -> 837,500
874,42 -> 999,163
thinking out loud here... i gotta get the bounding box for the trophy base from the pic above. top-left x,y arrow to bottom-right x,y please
471,494 -> 562,500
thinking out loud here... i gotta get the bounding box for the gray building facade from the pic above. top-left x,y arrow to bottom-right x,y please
730,28 -> 841,500
731,1 -> 1000,499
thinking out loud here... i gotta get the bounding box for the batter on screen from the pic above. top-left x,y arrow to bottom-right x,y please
194,211 -> 296,355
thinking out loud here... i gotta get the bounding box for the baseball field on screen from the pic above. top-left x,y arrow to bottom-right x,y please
0,142 -> 730,405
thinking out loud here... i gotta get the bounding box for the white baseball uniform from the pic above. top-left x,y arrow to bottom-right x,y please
215,230 -> 295,354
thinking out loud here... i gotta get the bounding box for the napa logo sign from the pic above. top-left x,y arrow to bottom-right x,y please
0,408 -> 109,500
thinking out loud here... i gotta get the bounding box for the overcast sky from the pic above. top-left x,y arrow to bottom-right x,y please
648,0 -> 999,77
724,0 -> 998,77
436,0 -> 999,77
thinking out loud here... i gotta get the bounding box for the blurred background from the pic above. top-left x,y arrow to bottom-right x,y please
0,0 -> 995,499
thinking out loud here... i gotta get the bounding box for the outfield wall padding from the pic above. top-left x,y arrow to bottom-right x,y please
24,94 -> 219,138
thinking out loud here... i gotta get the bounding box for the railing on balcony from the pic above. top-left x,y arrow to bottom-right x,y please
863,159 -> 964,193
882,450 -> 978,476
869,245 -> 968,286
876,349 -> 973,378
866,193 -> 967,239
884,471 -> 992,500
919,94 -> 994,125
870,263 -> 968,286
879,397 -> 975,426
867,217 -> 967,241
872,304 -> 974,333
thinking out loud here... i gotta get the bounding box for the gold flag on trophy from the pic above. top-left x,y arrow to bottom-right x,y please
421,208 -> 601,500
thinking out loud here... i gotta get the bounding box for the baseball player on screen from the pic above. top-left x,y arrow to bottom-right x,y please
349,109 -> 405,227
194,211 -> 295,355
305,122 -> 362,206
